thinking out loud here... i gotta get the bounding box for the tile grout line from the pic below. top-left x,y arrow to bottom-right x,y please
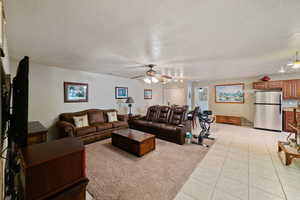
263,133 -> 288,200
209,133 -> 234,200
248,132 -> 250,200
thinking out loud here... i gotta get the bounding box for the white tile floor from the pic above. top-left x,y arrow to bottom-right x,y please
174,124 -> 300,200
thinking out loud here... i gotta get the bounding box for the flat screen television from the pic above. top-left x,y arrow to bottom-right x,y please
0,61 -> 11,144
11,56 -> 29,148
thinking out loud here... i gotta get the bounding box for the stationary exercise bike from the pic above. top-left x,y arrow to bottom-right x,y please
196,110 -> 215,147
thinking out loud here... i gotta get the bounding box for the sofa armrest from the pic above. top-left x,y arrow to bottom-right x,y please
56,121 -> 76,137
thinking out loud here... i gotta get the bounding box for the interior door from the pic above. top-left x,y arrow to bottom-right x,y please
194,87 -> 209,111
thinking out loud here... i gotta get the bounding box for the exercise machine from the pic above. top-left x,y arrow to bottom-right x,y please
196,110 -> 215,147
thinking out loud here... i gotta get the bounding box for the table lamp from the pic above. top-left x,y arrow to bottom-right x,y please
126,97 -> 135,115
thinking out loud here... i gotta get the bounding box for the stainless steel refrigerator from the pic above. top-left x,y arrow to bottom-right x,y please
254,91 -> 282,131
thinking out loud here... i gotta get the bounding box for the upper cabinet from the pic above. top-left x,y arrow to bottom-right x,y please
267,80 -> 283,89
253,79 -> 300,99
253,80 -> 283,90
283,80 -> 300,99
253,82 -> 268,89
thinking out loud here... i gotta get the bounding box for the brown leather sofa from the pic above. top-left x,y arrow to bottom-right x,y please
129,105 -> 189,145
56,109 -> 128,144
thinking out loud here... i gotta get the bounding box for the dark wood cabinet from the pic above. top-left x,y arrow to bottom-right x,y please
19,138 -> 88,200
28,121 -> 47,145
283,111 -> 300,132
283,80 -> 300,99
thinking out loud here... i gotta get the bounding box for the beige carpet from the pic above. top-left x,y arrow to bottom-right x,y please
85,138 -> 213,200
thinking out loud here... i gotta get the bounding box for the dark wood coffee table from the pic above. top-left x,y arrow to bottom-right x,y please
112,129 -> 155,157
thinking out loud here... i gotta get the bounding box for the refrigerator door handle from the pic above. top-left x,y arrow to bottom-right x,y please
279,94 -> 282,114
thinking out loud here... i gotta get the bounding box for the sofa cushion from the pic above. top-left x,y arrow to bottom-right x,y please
60,110 -> 89,124
146,105 -> 160,121
150,122 -> 164,129
73,115 -> 89,128
160,124 -> 181,134
92,123 -> 113,131
76,126 -> 96,136
88,110 -> 105,124
169,106 -> 187,125
103,109 -> 118,122
131,119 -> 152,127
111,121 -> 128,128
157,106 -> 171,123
107,112 -> 118,122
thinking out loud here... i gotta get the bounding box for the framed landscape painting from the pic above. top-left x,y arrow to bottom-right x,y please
115,87 -> 128,99
144,89 -> 152,99
215,83 -> 244,104
64,82 -> 88,103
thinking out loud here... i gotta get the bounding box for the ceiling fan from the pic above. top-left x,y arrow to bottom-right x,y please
287,51 -> 300,69
280,51 -> 300,73
130,64 -> 172,84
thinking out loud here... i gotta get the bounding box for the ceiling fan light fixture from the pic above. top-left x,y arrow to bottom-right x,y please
144,77 -> 151,84
292,61 -> 300,69
279,67 -> 285,73
151,77 -> 159,83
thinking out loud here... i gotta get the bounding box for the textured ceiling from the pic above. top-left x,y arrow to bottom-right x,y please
5,0 -> 300,81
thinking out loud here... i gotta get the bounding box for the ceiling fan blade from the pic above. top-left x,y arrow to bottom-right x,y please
126,65 -> 148,69
161,74 -> 173,79
130,75 -> 145,79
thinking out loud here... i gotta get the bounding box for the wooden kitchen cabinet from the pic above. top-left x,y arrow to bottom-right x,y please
253,81 -> 283,90
283,80 -> 300,99
253,79 -> 300,99
283,111 -> 300,132
253,82 -> 268,89
267,80 -> 283,89
296,80 -> 300,97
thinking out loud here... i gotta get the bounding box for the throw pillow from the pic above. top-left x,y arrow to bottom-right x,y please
107,112 -> 118,122
73,115 -> 89,128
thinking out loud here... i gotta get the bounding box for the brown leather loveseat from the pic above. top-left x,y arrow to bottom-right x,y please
56,109 -> 128,144
129,105 -> 189,145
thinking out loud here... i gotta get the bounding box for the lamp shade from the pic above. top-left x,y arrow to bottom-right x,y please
126,97 -> 134,103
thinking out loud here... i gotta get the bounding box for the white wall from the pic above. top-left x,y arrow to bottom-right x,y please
10,59 -> 163,140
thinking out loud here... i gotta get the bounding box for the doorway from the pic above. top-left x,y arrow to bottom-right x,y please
194,87 -> 209,112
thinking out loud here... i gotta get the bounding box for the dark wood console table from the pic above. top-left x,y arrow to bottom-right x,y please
19,137 -> 88,199
28,121 -> 48,145
215,115 -> 241,126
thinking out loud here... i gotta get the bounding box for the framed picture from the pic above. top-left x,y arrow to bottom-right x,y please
144,89 -> 152,99
215,83 -> 244,104
64,82 -> 88,103
115,87 -> 128,99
